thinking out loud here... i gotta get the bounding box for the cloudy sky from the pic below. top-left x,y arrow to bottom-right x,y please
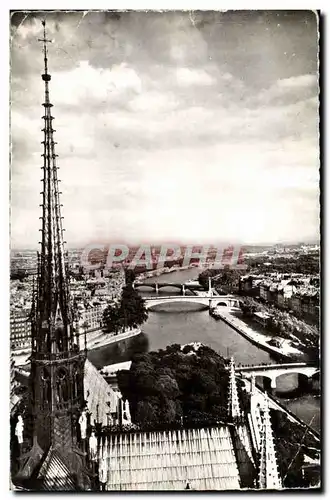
10,10 -> 319,248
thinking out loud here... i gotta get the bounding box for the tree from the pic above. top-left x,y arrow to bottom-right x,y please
156,374 -> 180,399
103,283 -> 148,333
119,284 -> 148,330
160,399 -> 178,424
198,269 -> 219,289
136,399 -> 158,425
214,266 -> 241,293
239,296 -> 262,315
198,269 -> 211,289
102,303 -> 122,334
125,269 -> 136,286
117,343 -> 232,429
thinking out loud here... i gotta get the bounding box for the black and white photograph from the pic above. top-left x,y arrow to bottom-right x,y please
9,9 -> 320,491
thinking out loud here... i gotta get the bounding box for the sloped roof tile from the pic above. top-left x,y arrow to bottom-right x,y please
100,426 -> 241,491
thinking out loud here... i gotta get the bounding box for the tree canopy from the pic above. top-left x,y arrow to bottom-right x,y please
198,266 -> 242,293
117,344 -> 245,429
103,283 -> 148,334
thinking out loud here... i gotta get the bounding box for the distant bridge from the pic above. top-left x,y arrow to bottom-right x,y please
144,295 -> 240,310
235,362 -> 319,390
134,281 -> 205,293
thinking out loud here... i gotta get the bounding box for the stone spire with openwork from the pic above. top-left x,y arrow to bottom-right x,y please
17,22 -> 88,487
228,357 -> 241,420
258,396 -> 282,490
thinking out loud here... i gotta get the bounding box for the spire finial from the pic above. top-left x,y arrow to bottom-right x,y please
38,19 -> 52,79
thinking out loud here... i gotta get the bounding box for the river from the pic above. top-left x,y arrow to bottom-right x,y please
90,267 -> 320,433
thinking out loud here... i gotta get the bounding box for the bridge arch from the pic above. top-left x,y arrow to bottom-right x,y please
134,283 -> 156,290
147,301 -> 209,311
145,296 -> 210,310
275,372 -> 303,393
143,294 -> 237,313
239,365 -> 319,394
255,374 -> 276,391
157,283 -> 183,291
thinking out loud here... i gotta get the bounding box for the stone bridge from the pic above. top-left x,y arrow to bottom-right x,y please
235,362 -> 319,391
144,295 -> 240,310
133,281 -> 204,294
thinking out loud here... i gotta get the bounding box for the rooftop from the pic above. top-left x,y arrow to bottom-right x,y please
100,426 -> 242,491
84,359 -> 121,425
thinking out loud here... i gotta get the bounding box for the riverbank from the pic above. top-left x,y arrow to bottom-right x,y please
211,307 -> 303,360
134,264 -> 196,283
11,327 -> 142,366
86,327 -> 141,350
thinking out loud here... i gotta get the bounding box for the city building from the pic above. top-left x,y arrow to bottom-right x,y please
77,301 -> 105,331
253,311 -> 272,328
239,273 -> 319,323
10,310 -> 31,350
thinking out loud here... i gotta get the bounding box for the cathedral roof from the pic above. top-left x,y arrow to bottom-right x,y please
84,359 -> 120,425
99,426 -> 241,491
37,446 -> 76,491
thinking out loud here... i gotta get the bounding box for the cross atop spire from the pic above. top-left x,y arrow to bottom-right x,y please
258,396 -> 282,490
38,20 -> 52,80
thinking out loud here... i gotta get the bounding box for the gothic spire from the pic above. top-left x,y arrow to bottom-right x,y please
228,357 -> 241,420
26,17 -> 87,456
34,19 -> 75,355
258,396 -> 282,490
13,22 -> 89,490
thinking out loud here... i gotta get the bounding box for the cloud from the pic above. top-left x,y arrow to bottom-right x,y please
277,74 -> 317,89
129,90 -> 178,113
10,11 -> 319,247
175,67 -> 216,87
251,73 -> 318,108
50,61 -> 142,106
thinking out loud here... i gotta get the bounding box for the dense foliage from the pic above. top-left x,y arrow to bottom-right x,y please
239,296 -> 319,362
103,284 -> 148,334
117,344 -> 244,429
270,409 -> 320,488
198,266 -> 242,293
246,253 -> 319,276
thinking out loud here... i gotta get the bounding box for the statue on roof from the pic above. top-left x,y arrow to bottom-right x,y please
79,410 -> 88,440
15,415 -> 24,445
89,431 -> 97,461
99,456 -> 107,491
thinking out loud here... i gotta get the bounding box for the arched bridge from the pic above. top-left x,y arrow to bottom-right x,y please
144,295 -> 240,310
133,281 -> 205,293
235,362 -> 319,390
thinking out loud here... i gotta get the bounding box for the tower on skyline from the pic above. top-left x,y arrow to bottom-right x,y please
14,20 -> 89,490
